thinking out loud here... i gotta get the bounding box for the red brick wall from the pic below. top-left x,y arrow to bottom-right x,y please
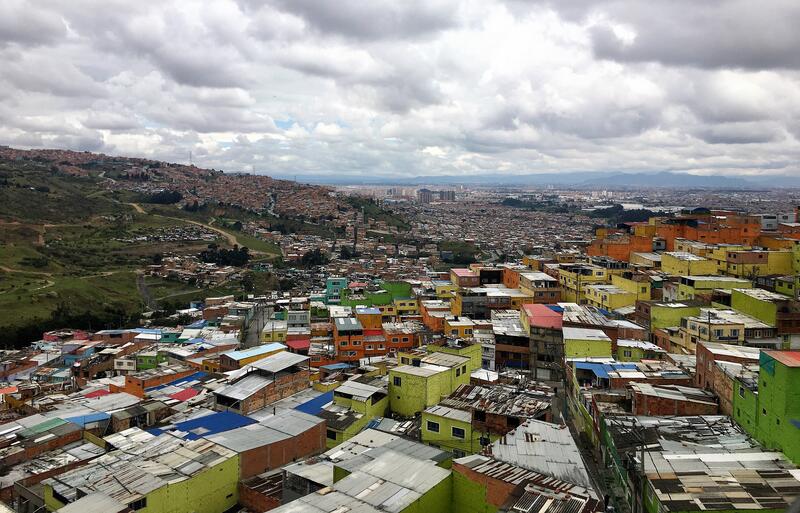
632,391 -> 718,416
238,482 -> 281,513
122,368 -> 196,398
240,422 -> 325,478
453,462 -> 517,507
239,370 -> 310,414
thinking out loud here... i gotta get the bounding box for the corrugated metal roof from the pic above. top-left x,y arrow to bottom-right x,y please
222,343 -> 287,361
215,373 -> 274,400
489,420 -> 594,490
150,410 -> 256,440
249,351 -> 310,373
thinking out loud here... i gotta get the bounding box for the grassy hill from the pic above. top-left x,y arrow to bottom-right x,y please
0,153 -> 276,345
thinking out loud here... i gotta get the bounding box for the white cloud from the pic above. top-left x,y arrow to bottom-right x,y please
0,0 -> 798,179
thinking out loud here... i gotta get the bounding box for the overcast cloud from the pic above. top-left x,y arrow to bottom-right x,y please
1,0 -> 799,178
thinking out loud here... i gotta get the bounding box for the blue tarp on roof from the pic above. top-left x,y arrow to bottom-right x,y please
149,410 -> 257,440
187,319 -> 207,329
146,371 -> 207,392
574,362 -> 637,379
319,363 -> 352,371
64,412 -> 110,427
547,305 -> 563,313
294,391 -> 333,416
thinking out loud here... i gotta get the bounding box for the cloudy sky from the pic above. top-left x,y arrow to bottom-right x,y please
2,0 -> 800,179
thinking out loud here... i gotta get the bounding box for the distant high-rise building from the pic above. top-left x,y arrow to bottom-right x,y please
417,188 -> 433,204
439,190 -> 456,201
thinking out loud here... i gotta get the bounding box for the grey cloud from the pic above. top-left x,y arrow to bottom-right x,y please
0,1 -> 67,47
695,122 -> 784,145
585,1 -> 800,70
269,0 -> 458,40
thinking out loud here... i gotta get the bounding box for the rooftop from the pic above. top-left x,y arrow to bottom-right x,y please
562,327 -> 611,342
764,350 -> 800,368
488,420 -> 594,490
222,343 -> 286,361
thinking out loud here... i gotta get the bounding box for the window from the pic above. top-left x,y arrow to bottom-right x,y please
340,341 -> 348,347
641,287 -> 647,293
456,368 -> 461,377
353,340 -> 361,346
623,350 -> 632,358
452,427 -> 466,439
462,365 -> 467,374
393,376 -> 402,386
130,498 -> 147,511
427,420 -> 440,432
327,429 -> 337,440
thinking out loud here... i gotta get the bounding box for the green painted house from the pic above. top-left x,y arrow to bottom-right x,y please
426,340 -> 483,371
616,339 -> 665,362
135,350 -> 168,370
421,404 -> 494,457
647,301 -> 702,333
562,327 -> 612,359
733,350 -> 800,465
319,380 -> 388,448
389,353 -> 472,417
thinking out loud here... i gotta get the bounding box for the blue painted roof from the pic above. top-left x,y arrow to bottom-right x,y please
223,343 -> 286,361
574,362 -> 637,379
64,412 -> 110,427
149,411 -> 257,440
146,371 -> 207,392
320,363 -> 352,371
294,391 -> 333,416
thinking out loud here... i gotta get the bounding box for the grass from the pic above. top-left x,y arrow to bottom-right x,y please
0,270 -> 142,328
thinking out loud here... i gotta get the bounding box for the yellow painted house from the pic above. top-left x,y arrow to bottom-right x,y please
261,320 -> 288,343
662,252 -> 718,276
583,284 -> 637,310
561,327 -> 612,358
676,275 -> 752,300
393,297 -> 419,316
558,264 -> 610,304
443,316 -> 475,338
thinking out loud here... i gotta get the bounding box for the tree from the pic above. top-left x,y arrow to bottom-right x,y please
301,248 -> 329,267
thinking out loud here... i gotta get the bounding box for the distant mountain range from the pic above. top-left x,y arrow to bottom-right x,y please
283,170 -> 800,189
